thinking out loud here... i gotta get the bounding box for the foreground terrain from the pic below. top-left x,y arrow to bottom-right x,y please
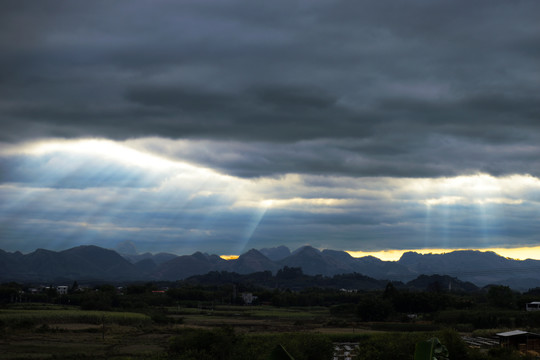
1,302 -> 539,359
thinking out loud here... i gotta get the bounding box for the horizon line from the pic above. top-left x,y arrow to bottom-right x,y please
219,246 -> 540,261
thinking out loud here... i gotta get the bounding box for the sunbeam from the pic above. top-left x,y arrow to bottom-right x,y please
238,200 -> 273,254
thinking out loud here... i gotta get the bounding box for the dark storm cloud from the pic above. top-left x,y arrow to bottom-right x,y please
129,136 -> 540,179
123,84 -> 374,142
1,0 -> 540,178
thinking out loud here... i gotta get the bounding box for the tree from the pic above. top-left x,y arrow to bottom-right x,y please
383,282 -> 397,299
487,285 -> 515,309
0,283 -> 21,303
276,267 -> 303,280
357,296 -> 393,321
414,338 -> 449,360
169,326 -> 237,360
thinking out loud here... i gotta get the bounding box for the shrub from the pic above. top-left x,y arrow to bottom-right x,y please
169,329 -> 333,360
169,327 -> 237,360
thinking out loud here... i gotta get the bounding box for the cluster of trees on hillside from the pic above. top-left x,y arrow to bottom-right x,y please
183,266 -> 391,291
330,283 -> 540,330
2,270 -> 540,326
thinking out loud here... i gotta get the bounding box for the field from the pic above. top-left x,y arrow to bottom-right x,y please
0,303 -> 346,359
0,306 -> 151,327
0,301 -> 532,359
0,302 -> 430,359
0,304 -> 159,359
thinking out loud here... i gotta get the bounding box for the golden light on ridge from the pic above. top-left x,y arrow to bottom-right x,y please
347,246 -> 540,261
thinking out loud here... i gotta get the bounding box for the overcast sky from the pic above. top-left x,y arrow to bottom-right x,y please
1,0 -> 540,256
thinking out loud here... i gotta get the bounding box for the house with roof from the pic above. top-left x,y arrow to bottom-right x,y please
497,330 -> 540,353
241,292 -> 257,305
526,301 -> 540,311
56,286 -> 69,295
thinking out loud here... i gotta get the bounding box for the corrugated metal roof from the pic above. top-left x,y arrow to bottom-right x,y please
496,330 -> 529,337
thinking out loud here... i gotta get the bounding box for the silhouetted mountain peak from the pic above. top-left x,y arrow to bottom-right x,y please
115,240 -> 138,255
134,258 -> 157,274
240,248 -> 268,259
230,249 -> 278,274
359,255 -> 384,263
121,251 -> 178,265
32,248 -> 55,255
398,251 -> 423,264
61,245 -> 126,262
259,245 -> 291,261
192,251 -> 210,261
2,244 -> 540,290
292,245 -> 321,256
321,249 -> 353,259
280,246 -> 331,275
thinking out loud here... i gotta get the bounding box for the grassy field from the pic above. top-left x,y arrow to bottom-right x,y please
0,304 -> 160,359
167,304 -> 329,317
1,324 -> 170,359
0,308 -> 151,327
0,302 -> 506,359
0,303 -> 359,359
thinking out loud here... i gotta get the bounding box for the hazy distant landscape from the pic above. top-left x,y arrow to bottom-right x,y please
2,244 -> 540,291
2,244 -> 540,359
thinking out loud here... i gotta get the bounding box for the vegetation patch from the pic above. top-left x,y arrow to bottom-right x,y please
0,308 -> 151,329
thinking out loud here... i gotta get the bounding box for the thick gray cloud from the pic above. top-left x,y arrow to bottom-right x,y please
1,0 -> 540,178
2,1 -> 540,255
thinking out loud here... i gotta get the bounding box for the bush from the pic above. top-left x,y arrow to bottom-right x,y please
352,329 -> 470,360
169,327 -> 237,360
279,333 -> 333,360
169,329 -> 333,360
330,303 -> 357,317
357,297 -> 393,321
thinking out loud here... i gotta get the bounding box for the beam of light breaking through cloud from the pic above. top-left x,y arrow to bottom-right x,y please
238,201 -> 272,254
2,139 -> 540,255
1,1 -> 540,263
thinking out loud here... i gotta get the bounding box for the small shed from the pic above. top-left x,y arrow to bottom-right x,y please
496,330 -> 540,352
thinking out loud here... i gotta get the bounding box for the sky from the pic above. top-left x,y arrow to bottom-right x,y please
1,0 -> 540,258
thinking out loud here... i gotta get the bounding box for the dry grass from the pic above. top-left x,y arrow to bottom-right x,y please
0,304 -> 357,358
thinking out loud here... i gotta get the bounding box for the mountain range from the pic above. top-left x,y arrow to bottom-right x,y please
1,245 -> 540,290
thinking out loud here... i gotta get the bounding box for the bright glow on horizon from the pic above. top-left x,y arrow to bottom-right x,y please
347,246 -> 540,261
218,247 -> 540,261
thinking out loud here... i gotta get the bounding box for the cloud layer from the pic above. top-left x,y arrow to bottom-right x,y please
2,140 -> 540,254
2,0 -> 540,178
1,1 -> 540,254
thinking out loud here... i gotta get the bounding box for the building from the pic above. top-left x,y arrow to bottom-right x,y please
56,286 -> 69,295
497,330 -> 540,352
526,301 -> 540,311
241,292 -> 257,305
333,343 -> 359,360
